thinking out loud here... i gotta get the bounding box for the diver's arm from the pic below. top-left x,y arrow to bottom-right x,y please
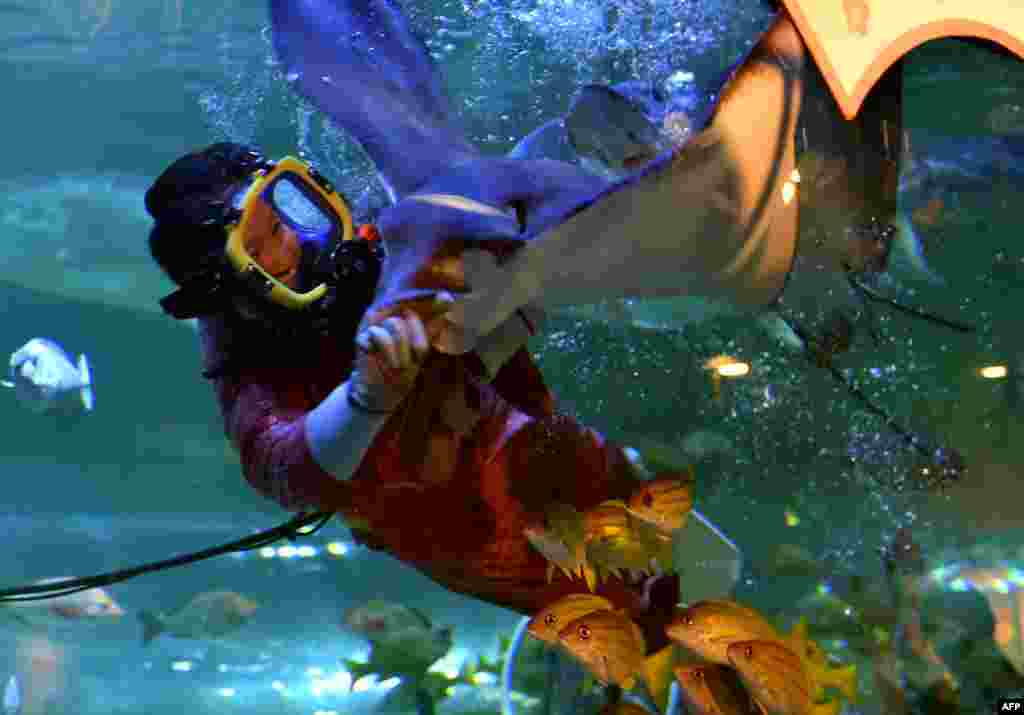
197,315 -> 386,509
208,369 -> 354,511
304,381 -> 390,480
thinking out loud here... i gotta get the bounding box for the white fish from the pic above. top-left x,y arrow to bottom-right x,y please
2,675 -> 19,715
510,81 -> 684,180
565,82 -> 676,177
138,591 -> 259,646
0,577 -> 124,630
0,173 -> 174,315
6,338 -> 94,415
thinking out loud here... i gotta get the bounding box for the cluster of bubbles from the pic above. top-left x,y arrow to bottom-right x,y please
192,0 -> 773,169
291,101 -> 384,219
461,0 -> 768,79
198,28 -> 276,145
452,0 -> 771,148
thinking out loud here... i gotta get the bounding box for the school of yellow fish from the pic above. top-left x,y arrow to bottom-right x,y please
529,592 -> 860,715
523,471 -> 862,715
523,472 -> 694,591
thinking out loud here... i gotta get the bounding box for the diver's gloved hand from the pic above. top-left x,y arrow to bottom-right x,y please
348,297 -> 452,414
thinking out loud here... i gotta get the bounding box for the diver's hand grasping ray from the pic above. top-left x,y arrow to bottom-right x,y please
269,0 -> 479,201
439,14 -> 806,355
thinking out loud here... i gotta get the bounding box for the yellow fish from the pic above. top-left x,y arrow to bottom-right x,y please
665,599 -> 781,665
727,640 -> 841,715
558,608 -> 646,689
546,503 -> 587,550
558,609 -> 677,709
583,502 -> 647,577
526,594 -> 614,646
523,524 -> 584,585
523,503 -> 598,590
665,601 -> 857,706
787,619 -> 858,704
583,501 -> 633,542
674,663 -> 761,715
583,501 -> 672,579
626,471 -> 695,533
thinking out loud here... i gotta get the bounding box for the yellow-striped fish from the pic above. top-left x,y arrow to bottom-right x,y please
727,640 -> 841,715
558,609 -> 676,708
665,599 -> 781,665
559,609 -> 646,689
626,471 -> 695,533
674,663 -> 761,715
546,503 -> 586,551
527,594 -> 614,646
787,619 -> 858,704
583,501 -> 672,579
523,524 -> 583,585
523,503 -> 597,589
665,601 -> 858,706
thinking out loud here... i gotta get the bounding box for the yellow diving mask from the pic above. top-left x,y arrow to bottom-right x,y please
224,156 -> 355,311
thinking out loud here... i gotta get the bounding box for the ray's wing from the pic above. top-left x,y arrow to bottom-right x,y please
269,0 -> 479,202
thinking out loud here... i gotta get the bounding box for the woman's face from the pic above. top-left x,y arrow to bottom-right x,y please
241,196 -> 303,289
221,183 -> 304,325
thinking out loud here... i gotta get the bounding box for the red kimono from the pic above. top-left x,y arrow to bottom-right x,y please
199,316 -> 678,652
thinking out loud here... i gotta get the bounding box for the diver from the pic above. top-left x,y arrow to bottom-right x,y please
143,2 -> 860,647
143,141 -> 743,655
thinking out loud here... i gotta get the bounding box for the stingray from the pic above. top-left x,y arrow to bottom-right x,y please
440,19 -> 807,354
509,80 -> 677,179
271,0 -> 809,358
